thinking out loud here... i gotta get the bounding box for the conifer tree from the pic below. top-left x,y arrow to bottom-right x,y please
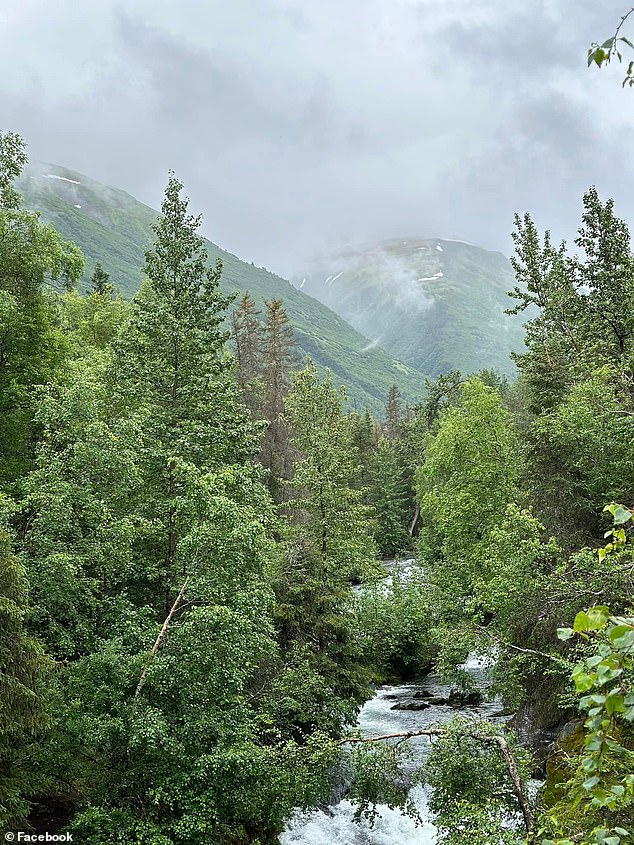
384,384 -> 402,439
88,262 -> 114,298
112,173 -> 258,611
367,437 -> 409,558
260,298 -> 298,501
350,408 -> 377,489
285,362 -> 375,577
278,362 -> 377,712
231,291 -> 263,414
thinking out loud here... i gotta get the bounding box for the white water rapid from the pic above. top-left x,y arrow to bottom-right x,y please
280,658 -> 504,845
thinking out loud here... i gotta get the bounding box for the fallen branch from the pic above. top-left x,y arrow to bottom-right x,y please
134,576 -> 189,700
341,727 -> 532,834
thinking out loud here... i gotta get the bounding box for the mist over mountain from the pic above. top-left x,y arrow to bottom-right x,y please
20,162 -> 527,415
293,237 -> 526,378
18,162 -> 425,412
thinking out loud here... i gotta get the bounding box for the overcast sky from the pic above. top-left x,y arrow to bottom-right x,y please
1,0 -> 633,276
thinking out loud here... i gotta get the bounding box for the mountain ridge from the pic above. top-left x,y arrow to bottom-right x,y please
293,236 -> 526,379
18,162 -> 425,413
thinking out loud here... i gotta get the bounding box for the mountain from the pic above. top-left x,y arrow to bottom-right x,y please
292,237 -> 526,378
18,163 -> 424,413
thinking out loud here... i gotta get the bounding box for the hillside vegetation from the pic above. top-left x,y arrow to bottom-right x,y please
294,237 -> 527,378
18,162 -> 423,412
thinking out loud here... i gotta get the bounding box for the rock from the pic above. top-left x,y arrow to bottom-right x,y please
492,708 -> 516,718
412,690 -> 449,705
447,689 -> 483,706
412,690 -> 432,699
390,700 -> 431,711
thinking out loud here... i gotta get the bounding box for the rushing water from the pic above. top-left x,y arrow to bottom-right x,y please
280,657 -> 503,845
280,560 -> 507,844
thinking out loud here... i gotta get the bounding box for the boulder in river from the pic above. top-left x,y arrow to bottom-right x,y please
413,690 -> 448,705
390,700 -> 431,711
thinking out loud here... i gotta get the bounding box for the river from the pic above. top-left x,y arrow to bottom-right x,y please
280,658 -> 505,844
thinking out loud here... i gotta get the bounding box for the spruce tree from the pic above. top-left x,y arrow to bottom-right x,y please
231,291 -> 263,414
279,362 -> 377,711
350,408 -> 378,490
384,384 -> 402,440
89,262 -> 114,298
285,362 -> 375,575
260,298 -> 298,501
113,173 -> 258,611
367,437 -> 409,558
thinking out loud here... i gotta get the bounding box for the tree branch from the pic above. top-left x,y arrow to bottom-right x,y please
341,728 -> 533,834
134,576 -> 189,700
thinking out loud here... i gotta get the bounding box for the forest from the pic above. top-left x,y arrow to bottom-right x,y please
1,123 -> 634,845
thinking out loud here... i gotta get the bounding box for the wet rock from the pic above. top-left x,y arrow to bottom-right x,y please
412,691 -> 448,705
390,700 -> 431,711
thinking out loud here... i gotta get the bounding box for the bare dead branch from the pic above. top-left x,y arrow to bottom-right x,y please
134,576 -> 189,700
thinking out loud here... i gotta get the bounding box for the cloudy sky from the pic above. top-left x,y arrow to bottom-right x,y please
1,0 -> 632,276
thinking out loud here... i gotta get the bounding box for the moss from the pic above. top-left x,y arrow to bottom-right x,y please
542,722 -> 584,808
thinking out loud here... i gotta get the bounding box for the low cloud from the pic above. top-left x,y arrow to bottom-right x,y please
1,0 -> 633,276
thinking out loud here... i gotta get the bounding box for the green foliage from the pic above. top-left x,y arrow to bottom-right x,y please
6,116 -> 634,845
89,262 -> 114,297
543,605 -> 634,844
18,173 -> 352,842
59,288 -> 130,352
0,132 -> 84,483
588,10 -> 634,87
285,362 -> 377,581
0,493 -> 51,829
18,163 -> 422,413
353,567 -> 434,680
542,507 -> 634,845
347,742 -> 417,823
508,189 -> 634,541
425,717 -> 532,845
416,377 -> 522,617
366,437 -> 410,557
273,362 -> 378,718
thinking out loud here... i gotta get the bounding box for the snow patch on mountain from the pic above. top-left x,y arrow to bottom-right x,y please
44,174 -> 81,185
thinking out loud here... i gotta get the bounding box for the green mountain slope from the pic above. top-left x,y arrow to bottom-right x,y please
18,163 -> 424,412
293,238 -> 526,378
